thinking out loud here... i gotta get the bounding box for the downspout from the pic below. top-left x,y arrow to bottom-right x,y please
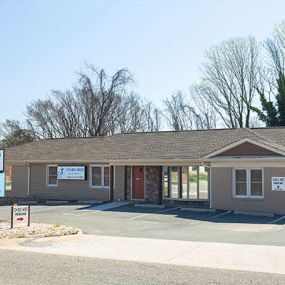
27,165 -> 31,197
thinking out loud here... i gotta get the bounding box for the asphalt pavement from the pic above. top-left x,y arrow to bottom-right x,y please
0,204 -> 284,246
1,249 -> 285,285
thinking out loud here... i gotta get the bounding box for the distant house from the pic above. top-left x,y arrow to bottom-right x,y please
5,127 -> 285,215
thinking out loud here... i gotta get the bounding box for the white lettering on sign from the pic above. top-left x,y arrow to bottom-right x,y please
57,166 -> 85,180
12,206 -> 30,228
272,177 -> 285,191
0,149 -> 4,172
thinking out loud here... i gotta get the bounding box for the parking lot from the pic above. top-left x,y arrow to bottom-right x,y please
0,203 -> 285,246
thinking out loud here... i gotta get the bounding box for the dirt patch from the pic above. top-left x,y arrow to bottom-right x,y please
0,222 -> 80,239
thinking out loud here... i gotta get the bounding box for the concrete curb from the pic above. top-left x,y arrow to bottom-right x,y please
134,204 -> 165,209
45,201 -> 70,205
17,201 -> 40,205
234,210 -> 274,218
77,200 -> 104,205
180,207 -> 216,213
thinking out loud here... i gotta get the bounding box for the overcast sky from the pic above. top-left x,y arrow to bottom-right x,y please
1,0 -> 285,122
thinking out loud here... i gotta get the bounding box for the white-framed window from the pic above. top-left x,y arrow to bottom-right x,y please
90,165 -> 110,188
163,165 -> 210,200
233,168 -> 263,198
47,165 -> 58,187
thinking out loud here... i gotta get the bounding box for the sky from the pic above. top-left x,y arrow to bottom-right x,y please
1,0 -> 285,122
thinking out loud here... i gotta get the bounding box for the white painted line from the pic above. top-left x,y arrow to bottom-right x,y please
62,213 -> 90,217
268,215 -> 285,224
210,211 -> 232,220
31,206 -> 62,212
128,207 -> 179,220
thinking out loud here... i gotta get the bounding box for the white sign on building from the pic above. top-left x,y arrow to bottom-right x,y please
57,166 -> 86,180
272,177 -> 285,191
12,205 -> 30,228
0,149 -> 4,172
0,172 -> 5,198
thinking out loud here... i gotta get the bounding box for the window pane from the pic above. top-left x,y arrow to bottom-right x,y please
181,167 -> 188,199
251,170 -> 262,182
251,170 -> 262,196
235,169 -> 247,196
251,183 -> 262,196
236,169 -> 246,182
49,176 -> 57,185
170,167 -> 179,198
163,167 -> 170,197
236,182 -> 247,196
104,167 -> 110,187
199,166 -> 209,199
189,166 -> 197,199
92,167 -> 101,186
49,167 -> 57,176
48,166 -> 57,185
5,165 -> 12,191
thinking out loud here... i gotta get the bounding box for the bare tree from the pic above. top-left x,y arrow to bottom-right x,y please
115,93 -> 145,133
0,120 -> 34,148
193,36 -> 260,128
190,89 -> 217,129
250,20 -> 285,126
142,100 -> 162,132
163,90 -> 216,131
25,65 -> 135,138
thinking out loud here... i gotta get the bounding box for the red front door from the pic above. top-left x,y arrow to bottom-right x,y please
132,166 -> 144,199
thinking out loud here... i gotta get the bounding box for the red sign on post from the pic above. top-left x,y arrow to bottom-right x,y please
11,205 -> 30,228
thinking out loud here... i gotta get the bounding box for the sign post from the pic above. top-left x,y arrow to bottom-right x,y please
0,149 -> 5,198
11,205 -> 31,228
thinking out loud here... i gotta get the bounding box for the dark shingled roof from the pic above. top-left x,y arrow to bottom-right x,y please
5,127 -> 285,163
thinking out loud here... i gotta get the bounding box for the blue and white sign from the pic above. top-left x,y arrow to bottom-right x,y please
0,172 -> 5,197
57,166 -> 85,180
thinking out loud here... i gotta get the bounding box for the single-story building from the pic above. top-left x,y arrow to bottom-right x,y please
4,127 -> 285,215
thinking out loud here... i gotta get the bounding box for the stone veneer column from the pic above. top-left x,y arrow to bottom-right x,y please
125,166 -> 132,200
145,166 -> 162,204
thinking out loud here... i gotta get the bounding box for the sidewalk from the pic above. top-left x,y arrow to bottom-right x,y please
0,234 -> 284,275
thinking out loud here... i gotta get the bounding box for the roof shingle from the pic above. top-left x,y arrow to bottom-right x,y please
5,127 -> 285,163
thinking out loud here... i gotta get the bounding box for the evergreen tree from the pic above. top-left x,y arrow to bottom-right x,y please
252,74 -> 285,126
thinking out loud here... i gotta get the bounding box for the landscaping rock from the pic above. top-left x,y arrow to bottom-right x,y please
0,222 -> 80,239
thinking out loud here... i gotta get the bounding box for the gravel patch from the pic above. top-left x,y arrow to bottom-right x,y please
0,222 -> 80,239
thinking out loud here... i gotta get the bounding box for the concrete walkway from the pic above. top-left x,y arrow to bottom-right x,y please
0,234 -> 284,275
82,201 -> 131,211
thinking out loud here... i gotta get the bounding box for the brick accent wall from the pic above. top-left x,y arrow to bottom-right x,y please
125,166 -> 132,200
145,166 -> 162,204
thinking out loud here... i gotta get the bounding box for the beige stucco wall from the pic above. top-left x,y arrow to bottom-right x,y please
113,166 -> 125,201
211,167 -> 285,215
10,165 -> 29,198
28,164 -> 110,201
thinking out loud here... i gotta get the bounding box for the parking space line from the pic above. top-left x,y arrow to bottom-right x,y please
62,212 -> 90,217
210,211 -> 232,220
268,215 -> 285,224
128,207 -> 179,220
31,206 -> 63,212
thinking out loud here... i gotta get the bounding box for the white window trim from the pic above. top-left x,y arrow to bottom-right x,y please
89,165 -> 110,189
46,164 -> 58,187
162,165 -> 209,201
232,168 -> 264,199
